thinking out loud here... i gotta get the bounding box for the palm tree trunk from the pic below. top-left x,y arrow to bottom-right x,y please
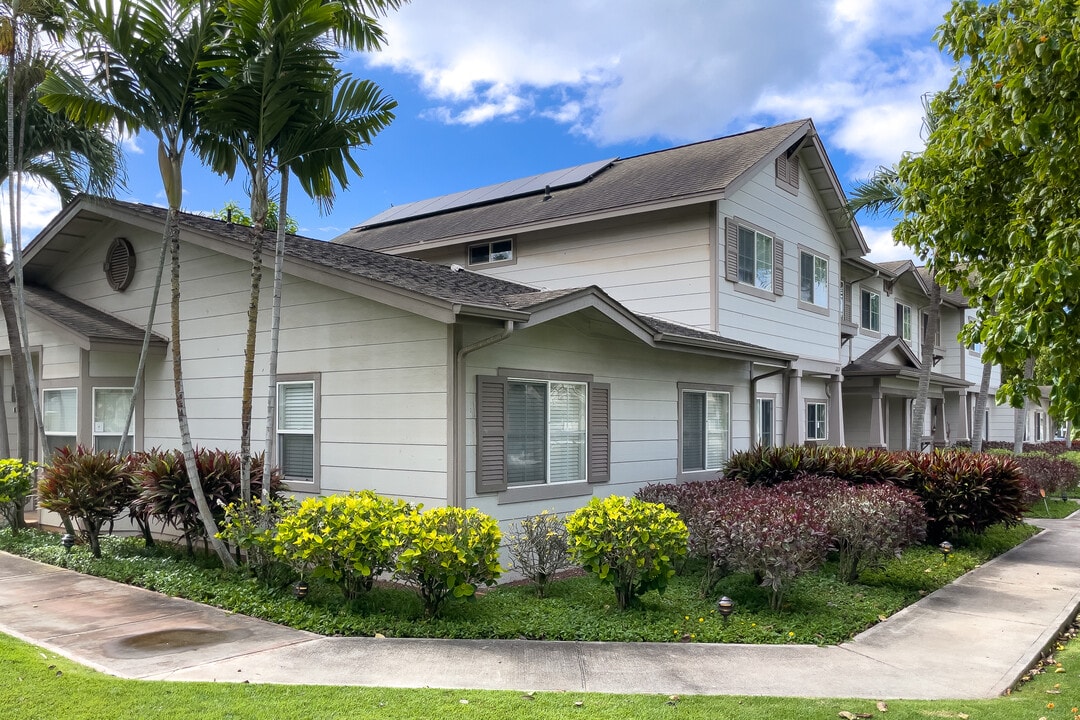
970,360 -> 993,452
168,205 -> 235,569
261,167 -> 289,503
239,172 -> 269,504
910,279 -> 941,451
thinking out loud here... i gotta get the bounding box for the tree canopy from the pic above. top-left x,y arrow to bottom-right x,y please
895,0 -> 1080,423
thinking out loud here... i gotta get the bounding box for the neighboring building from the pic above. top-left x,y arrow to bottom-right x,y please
334,118 -> 1017,453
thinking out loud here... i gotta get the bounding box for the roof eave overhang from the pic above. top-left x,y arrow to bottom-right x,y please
653,333 -> 796,364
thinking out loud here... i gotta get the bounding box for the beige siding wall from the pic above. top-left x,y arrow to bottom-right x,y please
26,222 -> 451,506
717,164 -> 843,363
463,312 -> 752,525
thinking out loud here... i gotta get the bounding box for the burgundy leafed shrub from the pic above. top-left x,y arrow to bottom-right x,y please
822,483 -> 927,582
723,445 -> 908,487
894,450 -> 1028,542
1010,453 -> 1079,498
37,447 -> 138,558
133,448 -> 283,555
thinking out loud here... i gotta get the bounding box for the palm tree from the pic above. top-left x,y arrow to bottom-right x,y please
197,0 -> 398,502
43,0 -> 236,568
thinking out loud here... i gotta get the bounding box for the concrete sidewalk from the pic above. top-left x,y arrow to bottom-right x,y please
0,513 -> 1078,699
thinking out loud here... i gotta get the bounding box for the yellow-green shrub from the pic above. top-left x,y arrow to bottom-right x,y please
273,491 -> 409,599
565,495 -> 688,610
396,506 -> 502,616
0,458 -> 36,532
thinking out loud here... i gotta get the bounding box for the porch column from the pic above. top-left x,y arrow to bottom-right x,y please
933,399 -> 947,446
785,369 -> 802,445
827,374 -> 845,446
868,381 -> 886,449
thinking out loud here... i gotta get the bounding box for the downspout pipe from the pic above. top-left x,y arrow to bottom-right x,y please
451,320 -> 515,508
751,365 -> 789,446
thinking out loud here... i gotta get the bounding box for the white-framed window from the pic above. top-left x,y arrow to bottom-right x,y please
799,251 -> 828,308
277,380 -> 315,481
738,226 -> 774,290
681,389 -> 731,472
861,289 -> 880,331
806,401 -> 827,441
43,387 -> 77,456
756,397 -> 775,448
896,303 -> 913,342
93,387 -> 134,452
468,238 -> 513,265
507,379 -> 587,486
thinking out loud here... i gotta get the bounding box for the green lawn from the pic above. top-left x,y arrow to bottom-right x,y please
0,523 -> 1039,645
1,623 -> 1077,720
1026,498 -> 1080,519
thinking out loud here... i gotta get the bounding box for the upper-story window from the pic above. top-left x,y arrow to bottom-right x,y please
468,238 -> 513,266
799,251 -> 828,308
861,289 -> 880,332
738,226 -> 774,290
724,217 -> 784,297
921,312 -> 941,346
896,303 -> 913,342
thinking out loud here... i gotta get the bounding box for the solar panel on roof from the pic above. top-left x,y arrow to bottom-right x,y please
360,157 -> 617,228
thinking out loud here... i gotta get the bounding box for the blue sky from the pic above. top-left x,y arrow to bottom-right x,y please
16,0 -> 956,262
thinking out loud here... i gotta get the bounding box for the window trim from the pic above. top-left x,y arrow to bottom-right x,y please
505,377 -> 589,488
896,302 -> 913,343
756,395 -> 776,448
467,237 -> 515,267
477,370 -> 610,502
860,288 -> 881,335
275,373 -> 321,492
724,216 -> 784,300
806,400 -> 828,441
797,247 -> 829,315
678,382 -> 733,478
91,386 -> 135,452
42,386 -> 77,457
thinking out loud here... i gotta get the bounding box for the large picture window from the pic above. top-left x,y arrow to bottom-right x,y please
681,388 -> 730,472
507,380 -> 587,485
277,380 -> 315,481
799,251 -> 828,308
43,387 -> 77,456
93,387 -> 134,452
475,373 -> 610,495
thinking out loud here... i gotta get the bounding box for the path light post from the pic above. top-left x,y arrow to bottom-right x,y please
939,541 -> 953,562
293,581 -> 309,600
61,533 -> 75,553
717,596 -> 735,625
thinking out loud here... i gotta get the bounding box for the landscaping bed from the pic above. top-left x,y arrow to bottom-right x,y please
0,521 -> 1038,644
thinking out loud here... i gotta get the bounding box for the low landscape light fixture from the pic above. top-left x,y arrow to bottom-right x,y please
717,596 -> 735,624
939,541 -> 953,561
293,581 -> 309,600
61,533 -> 75,553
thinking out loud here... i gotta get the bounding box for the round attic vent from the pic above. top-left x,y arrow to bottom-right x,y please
103,237 -> 135,292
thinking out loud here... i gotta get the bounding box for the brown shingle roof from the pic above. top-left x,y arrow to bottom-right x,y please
334,120 -> 810,251
24,285 -> 167,347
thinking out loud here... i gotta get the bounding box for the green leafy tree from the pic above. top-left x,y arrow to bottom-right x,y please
44,0 -> 237,568
895,0 -> 1080,425
210,200 -> 298,234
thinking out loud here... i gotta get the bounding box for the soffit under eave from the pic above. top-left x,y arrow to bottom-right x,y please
800,133 -> 870,258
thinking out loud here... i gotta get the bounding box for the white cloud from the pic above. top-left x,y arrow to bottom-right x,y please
367,0 -> 954,175
862,224 -> 920,263
0,180 -> 63,246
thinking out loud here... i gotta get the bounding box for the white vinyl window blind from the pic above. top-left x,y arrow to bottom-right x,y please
506,379 -> 587,485
682,390 -> 730,472
277,381 -> 315,480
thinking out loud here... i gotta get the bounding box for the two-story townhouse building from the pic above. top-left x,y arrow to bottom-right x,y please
336,119 -> 1020,461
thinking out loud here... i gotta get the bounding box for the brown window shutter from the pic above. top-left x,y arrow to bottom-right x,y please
775,155 -> 788,186
724,217 -> 739,283
772,237 -> 784,296
789,155 -> 800,191
587,382 -> 611,483
475,375 -> 508,493
843,282 -> 853,322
